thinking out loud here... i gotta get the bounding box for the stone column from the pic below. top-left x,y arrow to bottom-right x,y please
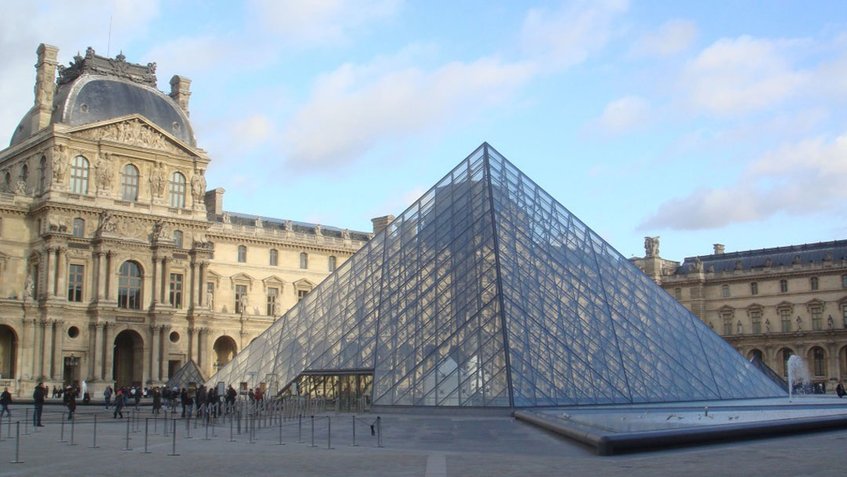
188,327 -> 195,364
103,323 -> 114,383
105,251 -> 115,301
197,327 -> 206,372
52,320 -> 64,381
35,320 -> 47,379
196,261 -> 208,308
160,325 -> 171,382
94,252 -> 104,301
151,256 -> 159,307
45,247 -> 56,298
56,248 -> 67,300
93,323 -> 104,380
161,258 -> 170,305
21,318 -> 34,380
149,324 -> 161,383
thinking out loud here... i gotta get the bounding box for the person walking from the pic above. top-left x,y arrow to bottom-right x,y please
152,387 -> 162,415
64,385 -> 77,420
0,386 -> 12,418
113,388 -> 126,419
104,385 -> 113,409
32,382 -> 45,426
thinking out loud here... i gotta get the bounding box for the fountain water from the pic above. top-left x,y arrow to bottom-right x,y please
787,355 -> 811,401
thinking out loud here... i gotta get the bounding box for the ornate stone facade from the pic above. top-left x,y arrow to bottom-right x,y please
0,44 -> 373,397
632,238 -> 847,392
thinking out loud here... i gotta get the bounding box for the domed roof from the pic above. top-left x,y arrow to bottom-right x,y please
10,48 -> 195,147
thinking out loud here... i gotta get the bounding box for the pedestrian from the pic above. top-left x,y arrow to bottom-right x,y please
152,387 -> 162,415
64,386 -> 77,420
133,386 -> 141,409
32,382 -> 45,427
113,388 -> 125,418
104,385 -> 113,409
0,386 -> 11,418
837,382 -> 845,398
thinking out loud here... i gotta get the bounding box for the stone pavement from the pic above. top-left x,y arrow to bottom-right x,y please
0,405 -> 846,476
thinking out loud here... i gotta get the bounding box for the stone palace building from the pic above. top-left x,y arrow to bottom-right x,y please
632,237 -> 847,392
0,44 -> 386,397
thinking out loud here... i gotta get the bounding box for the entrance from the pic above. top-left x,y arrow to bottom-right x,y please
113,330 -> 144,387
0,325 -> 17,379
63,355 -> 81,387
283,371 -> 373,412
213,335 -> 238,373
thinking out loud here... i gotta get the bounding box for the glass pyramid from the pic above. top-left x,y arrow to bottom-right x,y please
209,143 -> 785,407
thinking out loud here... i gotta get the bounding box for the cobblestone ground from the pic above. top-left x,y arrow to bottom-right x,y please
0,405 -> 846,476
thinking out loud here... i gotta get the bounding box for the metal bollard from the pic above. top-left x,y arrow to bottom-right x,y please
10,421 -> 23,464
310,415 -> 315,447
352,415 -> 357,447
278,414 -> 284,446
377,416 -> 383,448
204,414 -> 210,440
248,414 -> 254,444
229,414 -> 235,442
69,413 -> 76,446
60,412 -> 66,442
124,415 -> 132,450
144,418 -> 151,453
91,414 -> 99,448
298,414 -> 303,443
186,415 -> 192,439
24,409 -> 29,435
327,416 -> 332,450
168,419 -> 179,456
154,413 -> 158,433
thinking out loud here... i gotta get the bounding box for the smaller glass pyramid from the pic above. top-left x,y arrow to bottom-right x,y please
209,143 -> 785,407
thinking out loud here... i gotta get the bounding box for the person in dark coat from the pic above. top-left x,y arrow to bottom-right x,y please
64,386 -> 77,420
837,382 -> 845,398
32,382 -> 45,426
0,386 -> 12,418
152,387 -> 162,415
113,388 -> 126,418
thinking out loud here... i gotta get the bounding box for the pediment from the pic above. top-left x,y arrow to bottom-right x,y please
67,114 -> 200,156
262,275 -> 286,289
293,278 -> 315,290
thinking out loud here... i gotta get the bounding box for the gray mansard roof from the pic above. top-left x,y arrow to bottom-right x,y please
677,240 -> 847,275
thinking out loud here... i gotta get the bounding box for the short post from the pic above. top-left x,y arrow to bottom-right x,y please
377,416 -> 383,448
164,413 -> 169,437
143,418 -> 151,453
10,421 -> 23,464
248,414 -> 254,444
298,414 -> 303,443
237,409 -> 242,435
186,414 -> 192,439
327,416 -> 332,450
69,413 -> 76,446
154,413 -> 158,433
278,414 -> 284,445
60,412 -> 66,442
24,408 -> 29,435
229,414 -> 235,442
204,414 -> 210,440
91,413 -> 99,448
168,419 -> 179,456
352,415 -> 357,447
124,414 -> 132,450
310,415 -> 315,447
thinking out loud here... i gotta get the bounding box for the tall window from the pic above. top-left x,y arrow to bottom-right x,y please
169,172 -> 186,208
267,287 -> 279,315
20,164 -> 28,184
722,312 -> 733,335
750,282 -> 758,296
169,273 -> 183,309
269,249 -> 278,266
173,230 -> 183,249
721,284 -> 730,298
72,218 -> 85,238
811,307 -> 823,331
297,289 -> 309,302
70,155 -> 89,194
328,255 -> 337,272
842,274 -> 847,289
235,284 -> 247,314
118,261 -> 142,309
299,252 -> 308,269
780,308 -> 791,332
813,348 -> 825,377
238,245 -> 247,263
810,277 -> 819,291
67,264 -> 84,302
779,279 -> 788,293
121,164 -> 139,201
751,309 -> 762,334
3,171 -> 10,191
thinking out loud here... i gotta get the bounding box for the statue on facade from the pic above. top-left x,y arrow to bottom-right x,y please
342,229 -> 351,240
206,290 -> 214,309
222,212 -> 231,224
795,316 -> 803,331
644,236 -> 660,258
190,172 -> 205,203
828,315 -> 834,330
52,144 -> 69,184
96,210 -> 117,235
314,224 -> 322,236
24,273 -> 34,301
692,257 -> 703,272
150,162 -> 166,197
151,219 -> 165,241
764,319 -> 771,333
95,153 -> 113,192
736,321 -> 743,334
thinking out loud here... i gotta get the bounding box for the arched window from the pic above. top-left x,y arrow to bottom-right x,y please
173,230 -> 183,249
237,245 -> 247,263
299,252 -> 308,269
781,348 -> 794,376
748,349 -> 764,361
269,249 -> 278,266
70,155 -> 89,194
3,171 -> 10,191
72,218 -> 85,238
812,347 -> 825,377
328,255 -> 337,272
169,172 -> 186,208
39,156 -> 47,193
721,284 -> 730,298
121,164 -> 139,201
810,277 -> 819,291
20,164 -> 28,183
779,279 -> 789,293
118,261 -> 143,310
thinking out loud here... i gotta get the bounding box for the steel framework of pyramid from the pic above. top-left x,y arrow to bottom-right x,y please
209,143 -> 784,407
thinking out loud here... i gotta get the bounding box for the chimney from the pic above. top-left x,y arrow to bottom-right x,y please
169,75 -> 192,115
371,215 -> 395,234
713,243 -> 725,255
204,188 -> 224,219
32,43 -> 59,132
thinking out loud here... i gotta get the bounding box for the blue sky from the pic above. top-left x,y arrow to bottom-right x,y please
2,1 -> 846,261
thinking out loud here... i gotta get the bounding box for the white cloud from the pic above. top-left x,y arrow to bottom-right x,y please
590,95 -> 650,135
248,0 -> 402,46
680,36 -> 808,115
520,0 -> 628,70
641,133 -> 847,230
232,114 -> 275,149
631,19 -> 697,57
281,56 -> 536,171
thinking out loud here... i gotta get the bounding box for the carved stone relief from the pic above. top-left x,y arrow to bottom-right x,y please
52,144 -> 69,185
76,119 -> 181,154
150,161 -> 167,198
95,152 -> 114,193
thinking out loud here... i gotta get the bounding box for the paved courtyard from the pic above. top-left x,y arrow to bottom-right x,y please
0,404 -> 846,476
